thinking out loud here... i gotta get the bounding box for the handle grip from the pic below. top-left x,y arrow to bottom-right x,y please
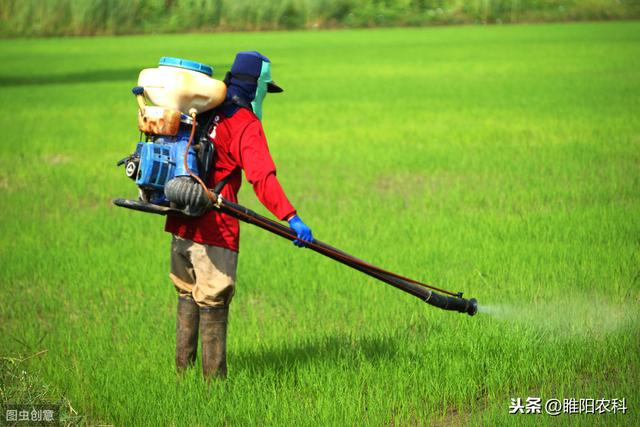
132,86 -> 146,112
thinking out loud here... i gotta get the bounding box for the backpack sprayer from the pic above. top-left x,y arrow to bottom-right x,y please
113,57 -> 478,317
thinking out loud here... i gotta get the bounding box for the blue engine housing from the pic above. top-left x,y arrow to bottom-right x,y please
135,142 -> 174,190
136,139 -> 200,189
134,126 -> 201,205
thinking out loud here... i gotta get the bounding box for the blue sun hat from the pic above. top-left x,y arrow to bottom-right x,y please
224,51 -> 283,119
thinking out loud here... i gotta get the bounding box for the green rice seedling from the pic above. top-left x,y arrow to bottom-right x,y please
0,21 -> 638,425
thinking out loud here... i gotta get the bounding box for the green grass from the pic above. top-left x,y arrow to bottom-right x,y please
1,21 -> 639,425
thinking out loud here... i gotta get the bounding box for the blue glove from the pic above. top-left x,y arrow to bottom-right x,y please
288,215 -> 314,247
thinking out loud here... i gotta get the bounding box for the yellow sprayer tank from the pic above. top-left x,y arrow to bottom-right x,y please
138,57 -> 227,114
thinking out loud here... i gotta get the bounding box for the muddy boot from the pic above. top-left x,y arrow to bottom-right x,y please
200,306 -> 228,380
176,295 -> 199,371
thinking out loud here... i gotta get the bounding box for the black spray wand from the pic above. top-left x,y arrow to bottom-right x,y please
213,196 -> 478,316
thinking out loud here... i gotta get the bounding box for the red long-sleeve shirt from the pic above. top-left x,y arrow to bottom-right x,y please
165,108 -> 296,252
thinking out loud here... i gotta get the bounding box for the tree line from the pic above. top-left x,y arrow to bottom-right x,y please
1,0 -> 638,37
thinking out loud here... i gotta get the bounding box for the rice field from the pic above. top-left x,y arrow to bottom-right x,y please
0,21 -> 639,425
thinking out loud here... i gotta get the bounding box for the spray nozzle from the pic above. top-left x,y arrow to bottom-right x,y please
425,292 -> 478,316
467,298 -> 478,316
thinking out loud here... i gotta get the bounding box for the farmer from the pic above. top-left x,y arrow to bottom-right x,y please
164,51 -> 314,379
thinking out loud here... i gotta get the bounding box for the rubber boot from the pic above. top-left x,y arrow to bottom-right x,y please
199,306 -> 228,380
176,295 -> 199,371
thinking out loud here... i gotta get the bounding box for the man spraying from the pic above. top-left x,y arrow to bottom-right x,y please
165,51 -> 314,379
114,51 -> 478,381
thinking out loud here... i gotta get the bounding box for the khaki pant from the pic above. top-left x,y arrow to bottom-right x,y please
169,235 -> 238,308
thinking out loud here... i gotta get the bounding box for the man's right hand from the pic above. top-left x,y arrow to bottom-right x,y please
287,215 -> 314,247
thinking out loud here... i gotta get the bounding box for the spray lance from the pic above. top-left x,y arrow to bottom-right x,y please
212,196 -> 478,316
115,105 -> 478,316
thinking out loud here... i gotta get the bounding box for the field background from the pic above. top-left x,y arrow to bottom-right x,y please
1,0 -> 640,36
1,21 -> 639,425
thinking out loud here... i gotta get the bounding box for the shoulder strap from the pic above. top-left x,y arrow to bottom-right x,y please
201,105 -> 237,195
195,109 -> 218,140
213,171 -> 233,195
229,94 -> 253,112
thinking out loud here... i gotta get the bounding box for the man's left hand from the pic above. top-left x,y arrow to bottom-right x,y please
287,215 -> 314,247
